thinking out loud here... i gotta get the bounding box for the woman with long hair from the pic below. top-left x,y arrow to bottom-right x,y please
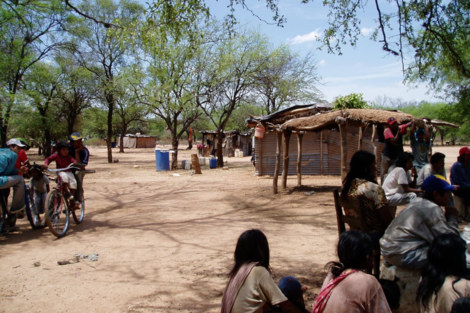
341,150 -> 394,248
221,229 -> 302,313
417,233 -> 470,312
312,231 -> 391,313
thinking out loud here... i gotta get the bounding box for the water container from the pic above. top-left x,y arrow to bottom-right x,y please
155,149 -> 170,171
209,158 -> 217,169
199,157 -> 206,165
255,126 -> 265,138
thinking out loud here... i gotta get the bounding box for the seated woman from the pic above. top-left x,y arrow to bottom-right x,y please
312,231 -> 392,313
221,229 -> 303,313
382,152 -> 421,206
417,233 -> 470,313
341,150 -> 394,248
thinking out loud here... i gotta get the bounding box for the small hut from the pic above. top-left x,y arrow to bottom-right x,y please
199,130 -> 253,157
249,107 -> 458,194
117,134 -> 157,148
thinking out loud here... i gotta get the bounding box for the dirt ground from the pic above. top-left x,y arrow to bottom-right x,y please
0,145 -> 462,313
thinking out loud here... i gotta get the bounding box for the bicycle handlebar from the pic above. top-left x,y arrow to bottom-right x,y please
47,164 -> 80,172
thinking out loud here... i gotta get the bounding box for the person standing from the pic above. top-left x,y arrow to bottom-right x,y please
409,121 -> 431,171
450,147 -> 470,221
381,117 -> 412,184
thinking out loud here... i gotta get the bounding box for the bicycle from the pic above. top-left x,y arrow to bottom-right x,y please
45,165 -> 92,238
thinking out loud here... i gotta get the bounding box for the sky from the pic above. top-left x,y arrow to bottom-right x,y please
207,1 -> 439,104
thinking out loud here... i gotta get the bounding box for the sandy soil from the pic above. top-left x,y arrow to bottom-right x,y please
0,145 -> 462,313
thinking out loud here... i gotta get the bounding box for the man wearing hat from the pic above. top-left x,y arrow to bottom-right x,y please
450,147 -> 470,221
380,175 -> 459,269
68,132 -> 89,205
409,121 -> 430,171
0,139 -> 29,216
381,117 -> 412,184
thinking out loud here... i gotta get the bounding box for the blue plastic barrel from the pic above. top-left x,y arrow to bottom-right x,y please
209,158 -> 217,169
155,149 -> 170,171
111,142 -> 116,148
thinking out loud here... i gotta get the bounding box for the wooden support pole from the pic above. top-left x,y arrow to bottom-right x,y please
320,131 -> 324,175
336,117 -> 348,182
371,125 -> 378,180
358,124 -> 368,150
281,131 -> 291,191
273,132 -> 282,194
257,137 -> 262,175
297,133 -> 304,186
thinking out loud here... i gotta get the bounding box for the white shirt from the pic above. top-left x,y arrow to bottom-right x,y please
383,167 -> 412,197
416,163 -> 447,187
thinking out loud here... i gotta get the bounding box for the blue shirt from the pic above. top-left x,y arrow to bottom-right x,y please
0,148 -> 18,187
450,161 -> 470,188
68,144 -> 89,165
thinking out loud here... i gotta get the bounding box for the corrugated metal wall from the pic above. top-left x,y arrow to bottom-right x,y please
255,126 -> 385,176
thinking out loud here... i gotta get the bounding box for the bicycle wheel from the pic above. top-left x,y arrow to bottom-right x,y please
45,189 -> 69,238
72,200 -> 85,224
26,186 -> 45,230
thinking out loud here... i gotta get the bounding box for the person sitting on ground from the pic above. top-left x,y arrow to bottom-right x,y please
417,152 -> 447,188
43,141 -> 82,209
450,147 -> 470,221
270,276 -> 309,313
29,164 -> 50,223
0,139 -> 28,216
416,233 -> 470,313
381,117 -> 412,183
221,229 -> 303,313
380,175 -> 460,269
341,150 -> 394,248
68,132 -> 89,205
451,297 -> 470,313
312,230 -> 392,313
382,152 -> 420,206
410,121 -> 431,171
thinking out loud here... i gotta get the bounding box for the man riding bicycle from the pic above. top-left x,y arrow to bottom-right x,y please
68,132 -> 89,206
0,139 -> 29,217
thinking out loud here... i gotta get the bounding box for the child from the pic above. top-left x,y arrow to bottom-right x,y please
43,141 -> 82,209
29,164 -> 50,221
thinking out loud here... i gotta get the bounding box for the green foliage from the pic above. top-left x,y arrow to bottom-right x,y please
333,93 -> 369,110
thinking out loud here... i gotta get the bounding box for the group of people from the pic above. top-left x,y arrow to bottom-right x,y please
220,117 -> 470,312
0,132 -> 89,231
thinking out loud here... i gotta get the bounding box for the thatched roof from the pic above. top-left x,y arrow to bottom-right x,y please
430,119 -> 459,128
282,109 -> 414,131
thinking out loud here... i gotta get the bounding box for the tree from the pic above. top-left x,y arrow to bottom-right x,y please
0,0 -> 67,146
198,29 -> 268,167
67,0 -> 144,163
333,93 -> 369,110
253,46 -> 322,115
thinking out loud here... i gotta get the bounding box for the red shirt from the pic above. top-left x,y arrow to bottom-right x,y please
44,153 -> 76,171
14,149 -> 28,169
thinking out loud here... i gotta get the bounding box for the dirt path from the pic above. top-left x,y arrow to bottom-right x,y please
0,145 -> 461,312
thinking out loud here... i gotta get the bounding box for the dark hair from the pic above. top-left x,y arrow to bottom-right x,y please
451,297 -> 470,313
458,155 -> 466,163
395,152 -> 414,168
341,151 -> 377,201
56,141 -> 68,151
29,164 -> 43,176
229,229 -> 270,278
417,234 -> 470,310
326,231 -> 372,277
379,279 -> 401,310
430,152 -> 446,165
423,189 -> 448,202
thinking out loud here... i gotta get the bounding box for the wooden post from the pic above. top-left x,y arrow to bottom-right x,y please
191,154 -> 202,174
358,124 -> 368,150
297,133 -> 304,186
273,132 -> 282,194
281,130 -> 291,190
371,125 -> 377,159
336,117 -> 348,181
257,137 -> 262,175
320,131 -> 324,175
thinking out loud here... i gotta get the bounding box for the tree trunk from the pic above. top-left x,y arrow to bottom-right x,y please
44,129 -> 52,157
106,94 -> 114,163
1,125 -> 7,148
171,136 -> 178,170
217,131 -> 224,167
119,127 -> 126,153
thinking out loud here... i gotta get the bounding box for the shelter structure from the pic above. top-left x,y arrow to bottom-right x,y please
199,130 -> 253,157
248,106 -> 458,194
117,134 -> 157,148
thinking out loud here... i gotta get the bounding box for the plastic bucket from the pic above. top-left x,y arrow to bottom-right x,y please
209,158 -> 217,169
255,127 -> 265,138
111,142 -> 116,148
155,149 -> 170,171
